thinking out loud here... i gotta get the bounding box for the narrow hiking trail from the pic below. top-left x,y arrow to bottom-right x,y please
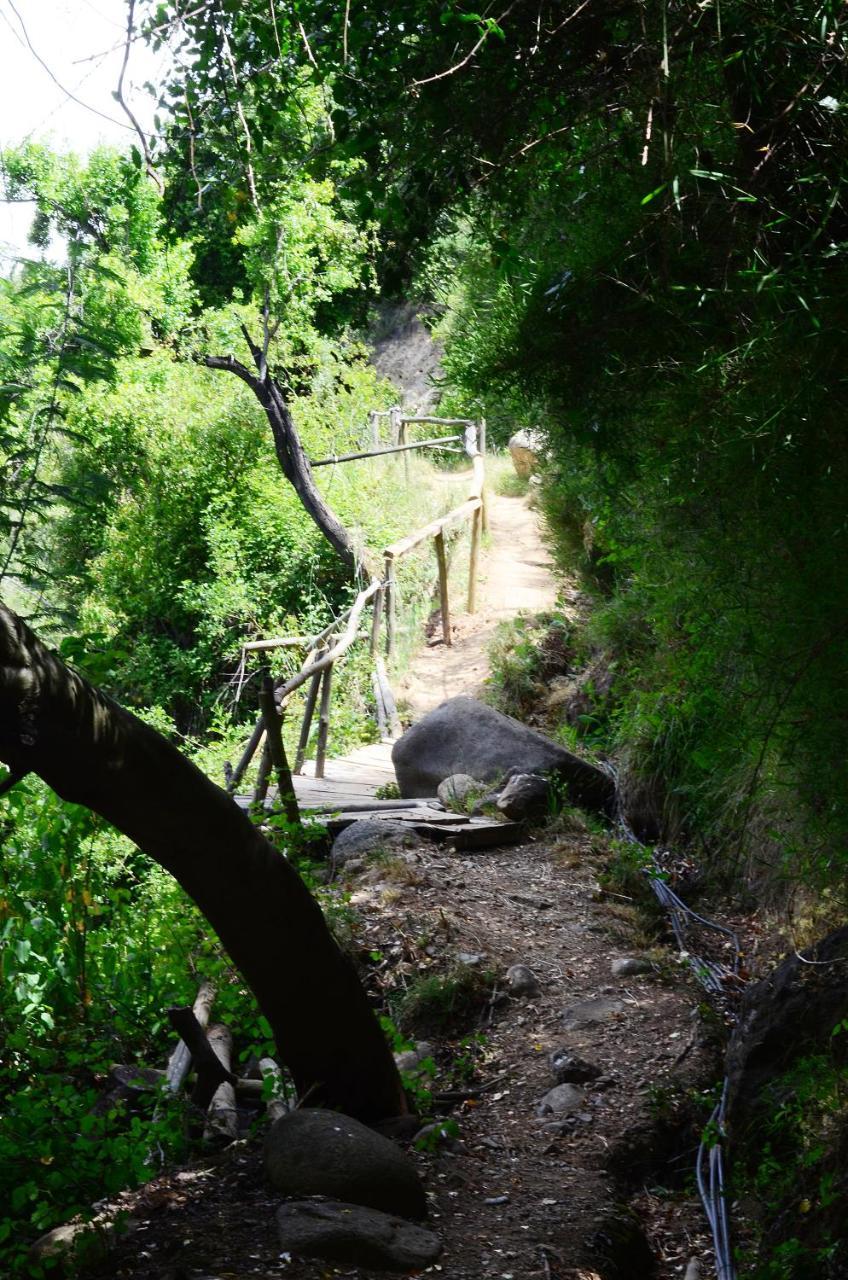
80,473 -> 726,1280
293,482 -> 564,811
397,486 -> 562,720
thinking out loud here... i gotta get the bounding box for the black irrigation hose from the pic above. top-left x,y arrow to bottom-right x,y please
605,765 -> 739,1280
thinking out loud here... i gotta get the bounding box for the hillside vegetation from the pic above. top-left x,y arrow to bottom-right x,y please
1,3 -> 846,1275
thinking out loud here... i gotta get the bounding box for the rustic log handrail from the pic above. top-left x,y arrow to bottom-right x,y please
380,450 -> 486,656
311,434 -> 463,467
228,408 -> 487,792
227,580 -> 382,793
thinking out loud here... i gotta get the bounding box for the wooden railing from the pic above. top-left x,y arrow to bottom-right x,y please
226,409 -> 486,805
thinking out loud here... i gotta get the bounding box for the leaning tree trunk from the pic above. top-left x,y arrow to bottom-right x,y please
0,602 -> 405,1123
204,332 -> 361,575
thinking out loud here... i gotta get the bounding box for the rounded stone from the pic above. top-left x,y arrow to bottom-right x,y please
264,1108 -> 427,1220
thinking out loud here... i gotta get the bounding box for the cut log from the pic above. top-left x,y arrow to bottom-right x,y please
375,658 -> 401,739
167,1005 -> 237,1112
259,1055 -> 290,1123
203,1023 -> 239,1146
165,981 -> 216,1093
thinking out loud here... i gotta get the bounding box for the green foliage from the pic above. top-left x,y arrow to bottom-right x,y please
734,1053 -> 848,1278
0,768 -> 297,1272
393,964 -> 495,1037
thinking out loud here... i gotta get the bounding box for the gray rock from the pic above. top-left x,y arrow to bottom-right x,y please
506,964 -> 541,998
276,1200 -> 442,1272
550,1050 -> 602,1084
508,428 -> 546,477
611,956 -> 653,978
28,1218 -> 126,1268
561,997 -> 626,1030
392,697 -> 615,811
394,1041 -> 436,1074
436,773 -> 482,811
537,1083 -> 586,1117
470,790 -> 503,816
331,820 -> 427,867
264,1109 -> 427,1220
496,773 -> 551,822
725,924 -> 848,1139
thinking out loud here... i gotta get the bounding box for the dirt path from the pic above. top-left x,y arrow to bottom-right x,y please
85,831 -> 715,1280
76,475 -> 719,1280
397,488 -> 562,720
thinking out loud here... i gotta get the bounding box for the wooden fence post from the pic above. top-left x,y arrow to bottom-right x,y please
370,586 -> 384,656
434,530 -> 452,646
259,672 -> 300,825
467,505 -> 482,613
479,418 -> 489,533
384,553 -> 397,659
293,649 -> 326,774
369,409 -> 379,449
398,416 -> 410,482
314,664 -> 334,779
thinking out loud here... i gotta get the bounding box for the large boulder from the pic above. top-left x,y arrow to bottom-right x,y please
508,428 -> 546,477
391,696 -> 615,812
264,1109 -> 427,1220
276,1200 -> 442,1271
725,925 -> 848,1139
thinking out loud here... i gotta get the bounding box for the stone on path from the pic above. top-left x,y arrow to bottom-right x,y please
392,696 -> 615,812
537,1083 -> 586,1118
264,1110 -> 427,1220
561,997 -> 626,1031
550,1050 -> 602,1084
331,820 -> 428,868
275,1200 -> 442,1272
506,964 -> 541,998
437,773 -> 482,811
611,956 -> 653,978
496,773 -> 551,822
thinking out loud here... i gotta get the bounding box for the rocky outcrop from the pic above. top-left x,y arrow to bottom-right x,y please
508,429 -> 546,477
264,1109 -> 427,1220
391,696 -> 615,813
725,924 -> 848,1137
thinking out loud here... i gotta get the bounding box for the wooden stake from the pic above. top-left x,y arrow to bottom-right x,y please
369,586 -> 384,656
375,657 -> 401,739
293,650 -> 325,774
434,529 -> 452,646
385,554 -> 397,659
479,419 -> 489,533
468,506 -> 482,613
371,669 -> 388,738
259,671 -> 299,825
315,664 -> 334,779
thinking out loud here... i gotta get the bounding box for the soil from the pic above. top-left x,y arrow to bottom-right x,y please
397,487 -> 567,720
80,824 -> 729,1280
77,486 -> 730,1280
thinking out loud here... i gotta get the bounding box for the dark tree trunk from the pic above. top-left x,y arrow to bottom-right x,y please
204,339 -> 361,574
0,602 -> 406,1124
